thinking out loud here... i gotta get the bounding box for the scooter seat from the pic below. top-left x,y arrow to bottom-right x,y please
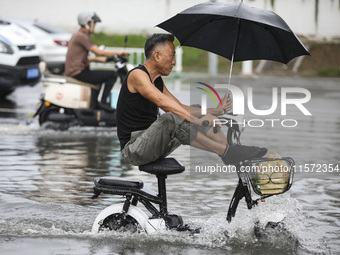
139,158 -> 185,176
94,177 -> 144,189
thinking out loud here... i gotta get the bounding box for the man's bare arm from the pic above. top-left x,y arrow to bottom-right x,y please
128,69 -> 204,126
89,45 -> 128,57
162,85 -> 232,117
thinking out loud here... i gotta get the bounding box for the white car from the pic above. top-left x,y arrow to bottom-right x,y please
11,19 -> 71,74
0,16 -> 40,97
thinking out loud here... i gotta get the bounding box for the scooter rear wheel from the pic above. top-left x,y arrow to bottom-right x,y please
39,106 -> 59,126
92,204 -> 148,233
39,106 -> 69,130
99,213 -> 140,233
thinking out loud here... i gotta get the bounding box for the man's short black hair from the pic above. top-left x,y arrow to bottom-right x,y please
144,33 -> 175,59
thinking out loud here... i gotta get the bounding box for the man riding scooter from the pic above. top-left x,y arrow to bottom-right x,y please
65,11 -> 129,111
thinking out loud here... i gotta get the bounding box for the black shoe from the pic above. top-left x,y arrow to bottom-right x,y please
255,147 -> 268,158
98,102 -> 115,112
220,145 -> 267,165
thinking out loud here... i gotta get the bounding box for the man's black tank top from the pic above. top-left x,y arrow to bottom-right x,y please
117,65 -> 164,150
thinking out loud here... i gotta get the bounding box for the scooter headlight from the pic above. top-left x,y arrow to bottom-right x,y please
0,40 -> 14,54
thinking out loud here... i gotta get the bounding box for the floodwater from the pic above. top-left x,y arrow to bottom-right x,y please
0,76 -> 339,255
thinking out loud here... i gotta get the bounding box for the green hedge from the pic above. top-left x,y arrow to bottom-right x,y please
91,33 -> 147,48
91,33 -> 230,71
317,68 -> 340,77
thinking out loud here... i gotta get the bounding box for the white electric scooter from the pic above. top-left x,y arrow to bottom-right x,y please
91,114 -> 295,235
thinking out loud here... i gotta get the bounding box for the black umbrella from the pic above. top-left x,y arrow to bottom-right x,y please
157,1 -> 310,82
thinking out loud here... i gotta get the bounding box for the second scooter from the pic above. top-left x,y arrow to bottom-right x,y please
28,55 -> 128,130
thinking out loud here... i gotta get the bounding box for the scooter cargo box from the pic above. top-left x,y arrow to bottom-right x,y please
43,80 -> 91,109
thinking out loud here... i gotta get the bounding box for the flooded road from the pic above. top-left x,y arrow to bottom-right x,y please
0,77 -> 340,255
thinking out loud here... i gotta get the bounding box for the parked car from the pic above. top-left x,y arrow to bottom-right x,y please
0,16 -> 41,97
11,19 -> 71,74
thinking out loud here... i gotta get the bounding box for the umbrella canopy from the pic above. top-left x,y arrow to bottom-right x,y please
157,2 -> 310,64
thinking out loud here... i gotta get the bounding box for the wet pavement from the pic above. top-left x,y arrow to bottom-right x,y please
0,76 -> 340,254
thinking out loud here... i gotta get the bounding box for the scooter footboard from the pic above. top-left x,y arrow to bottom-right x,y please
240,157 -> 295,196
